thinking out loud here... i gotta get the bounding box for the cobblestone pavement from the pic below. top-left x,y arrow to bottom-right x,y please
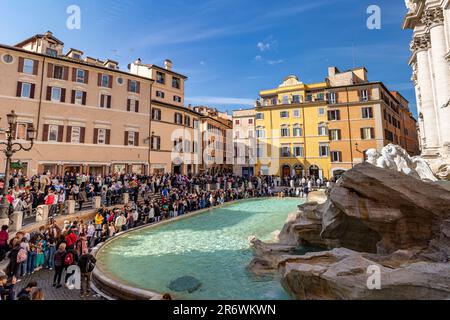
14,268 -> 102,300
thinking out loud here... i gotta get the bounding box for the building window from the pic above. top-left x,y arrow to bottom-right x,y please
292,95 -> 301,103
23,59 -> 34,75
281,146 -> 291,157
51,87 -> 61,102
280,111 -> 289,118
173,95 -> 182,103
21,82 -> 32,98
15,123 -> 28,140
3,54 -> 13,64
360,89 -> 369,101
329,129 -> 341,141
101,74 -> 110,87
71,127 -> 81,143
46,48 -> 58,57
293,145 -> 304,157
127,131 -> 136,146
385,129 -> 394,141
184,140 -> 191,153
319,144 -> 330,157
318,108 -> 325,116
318,123 -> 328,136
174,113 -> 183,124
100,94 -> 111,108
48,125 -> 59,142
328,92 -> 337,104
97,128 -> 106,144
151,136 -> 161,150
76,69 -> 85,83
152,108 -> 161,120
256,113 -> 264,120
235,131 -> 240,139
248,119 -> 253,124
248,130 -> 254,138
53,65 -> 64,80
328,110 -> 340,121
293,109 -> 301,118
362,107 -> 373,119
129,80 -> 138,93
235,120 -> 240,126
316,93 -> 325,101
293,125 -> 302,137
156,91 -> 165,98
256,128 -> 265,138
282,95 -> 289,104
281,126 -> 290,137
156,72 -> 165,84
361,127 -> 375,140
172,77 -> 180,89
193,119 -> 199,129
331,151 -> 342,163
271,98 -> 278,105
306,94 -> 313,102
185,116 -> 191,127
74,90 -> 83,105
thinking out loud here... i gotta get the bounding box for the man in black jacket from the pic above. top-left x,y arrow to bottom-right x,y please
77,249 -> 96,298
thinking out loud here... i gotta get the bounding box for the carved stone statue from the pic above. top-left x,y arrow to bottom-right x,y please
366,144 -> 438,182
405,0 -> 417,13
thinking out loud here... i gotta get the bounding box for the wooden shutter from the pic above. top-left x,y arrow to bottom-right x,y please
100,94 -> 105,108
360,128 -> 364,139
127,99 -> 131,111
108,75 -> 113,88
107,95 -> 111,109
66,126 -> 72,142
16,82 -> 22,97
93,128 -> 98,144
338,130 -> 342,140
157,137 -> 160,150
135,132 -> 139,147
47,63 -> 54,78
127,80 -> 131,92
42,124 -> 49,141
30,84 -> 35,99
97,73 -> 102,86
72,68 -> 77,82
33,60 -> 39,75
80,127 -> 86,143
18,57 -> 24,72
82,92 -> 87,105
26,123 -> 32,141
71,90 -> 76,104
370,128 -> 375,139
60,88 -> 66,103
136,81 -> 140,94
84,70 -> 89,84
63,66 -> 69,81
106,129 -> 111,145
58,126 -> 64,142
124,131 -> 129,145
135,101 -> 139,113
46,86 -> 52,100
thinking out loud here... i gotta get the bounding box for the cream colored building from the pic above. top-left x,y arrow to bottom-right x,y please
403,0 -> 450,168
0,32 -> 153,176
232,109 -> 256,176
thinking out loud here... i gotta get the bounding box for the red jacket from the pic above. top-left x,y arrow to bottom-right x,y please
0,230 -> 8,246
45,194 -> 55,205
65,233 -> 78,248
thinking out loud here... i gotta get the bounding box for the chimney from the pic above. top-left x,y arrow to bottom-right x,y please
164,59 -> 173,70
328,67 -> 339,77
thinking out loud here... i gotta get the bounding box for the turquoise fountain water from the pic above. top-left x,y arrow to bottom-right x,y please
97,198 -> 304,300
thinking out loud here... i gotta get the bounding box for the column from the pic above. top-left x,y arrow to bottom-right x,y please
423,7 -> 450,146
412,34 -> 440,152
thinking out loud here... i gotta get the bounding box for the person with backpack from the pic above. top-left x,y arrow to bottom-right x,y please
77,248 -> 97,298
0,225 -> 9,262
63,246 -> 79,287
53,243 -> 66,288
65,230 -> 78,250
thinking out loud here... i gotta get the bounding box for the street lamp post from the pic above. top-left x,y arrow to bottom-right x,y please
0,110 -> 36,227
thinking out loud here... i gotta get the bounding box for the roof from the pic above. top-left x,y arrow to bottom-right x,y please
15,32 -> 64,48
143,63 -> 188,80
0,43 -> 154,83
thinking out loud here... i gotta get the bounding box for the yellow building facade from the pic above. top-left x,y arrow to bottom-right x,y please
255,76 -> 332,180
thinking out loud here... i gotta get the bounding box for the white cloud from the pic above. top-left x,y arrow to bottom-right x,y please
254,55 -> 263,61
186,96 -> 255,105
257,42 -> 270,52
267,59 -> 283,65
254,55 -> 283,65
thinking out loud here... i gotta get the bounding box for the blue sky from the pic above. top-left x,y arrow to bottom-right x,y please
0,0 -> 415,115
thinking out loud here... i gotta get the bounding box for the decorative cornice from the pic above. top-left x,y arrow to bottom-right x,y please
421,7 -> 444,28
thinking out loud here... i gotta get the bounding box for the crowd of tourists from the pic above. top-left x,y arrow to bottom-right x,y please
0,169 -> 328,300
